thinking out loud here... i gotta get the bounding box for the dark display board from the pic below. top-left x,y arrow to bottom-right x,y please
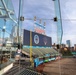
23,29 -> 52,47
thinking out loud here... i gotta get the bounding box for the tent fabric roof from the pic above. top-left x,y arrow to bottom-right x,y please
22,47 -> 59,57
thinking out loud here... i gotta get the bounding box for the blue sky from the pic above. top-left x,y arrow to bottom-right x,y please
11,0 -> 76,46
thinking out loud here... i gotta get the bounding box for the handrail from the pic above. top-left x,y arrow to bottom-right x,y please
0,60 -> 13,70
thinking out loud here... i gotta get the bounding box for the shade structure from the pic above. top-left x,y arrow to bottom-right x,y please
22,47 -> 59,57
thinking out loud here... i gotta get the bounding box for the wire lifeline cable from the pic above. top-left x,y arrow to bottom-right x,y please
17,17 -> 76,23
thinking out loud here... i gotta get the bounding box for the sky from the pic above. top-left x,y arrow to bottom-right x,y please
11,0 -> 76,46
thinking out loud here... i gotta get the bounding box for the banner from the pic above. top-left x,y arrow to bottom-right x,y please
23,29 -> 52,47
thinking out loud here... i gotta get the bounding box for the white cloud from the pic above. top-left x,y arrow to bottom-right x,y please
62,0 -> 76,24
12,0 -> 76,46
